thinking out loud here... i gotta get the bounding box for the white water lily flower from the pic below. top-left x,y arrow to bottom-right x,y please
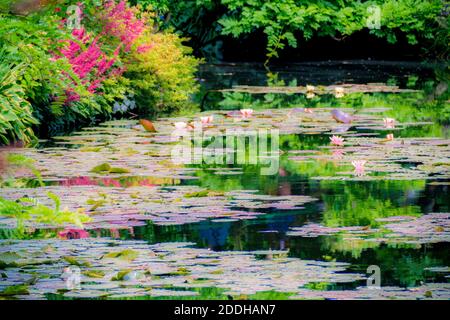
174,122 -> 188,129
306,85 -> 315,92
334,87 -> 345,98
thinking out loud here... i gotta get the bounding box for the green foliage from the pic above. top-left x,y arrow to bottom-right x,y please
220,0 -> 446,62
0,192 -> 91,230
132,0 -> 224,57
0,10 -> 96,142
0,1 -> 200,144
3,154 -> 43,185
0,11 -> 88,117
144,0 -> 448,62
0,58 -> 38,144
124,29 -> 200,116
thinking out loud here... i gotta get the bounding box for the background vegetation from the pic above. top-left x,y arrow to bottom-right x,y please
0,0 -> 199,145
136,0 -> 449,62
0,0 -> 448,145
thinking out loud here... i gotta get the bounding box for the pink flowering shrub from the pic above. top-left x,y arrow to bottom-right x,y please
57,1 -> 155,104
100,0 -> 147,52
0,1 -> 198,145
59,27 -> 121,103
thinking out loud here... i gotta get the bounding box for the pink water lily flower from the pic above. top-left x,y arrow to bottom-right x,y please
306,85 -> 315,92
386,133 -> 394,141
200,115 -> 214,124
332,149 -> 345,160
383,118 -> 396,128
240,109 -> 254,118
351,160 -> 367,176
330,135 -> 344,146
58,228 -> 89,240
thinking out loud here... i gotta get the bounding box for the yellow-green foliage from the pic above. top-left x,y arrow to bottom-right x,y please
125,30 -> 200,116
0,192 -> 91,230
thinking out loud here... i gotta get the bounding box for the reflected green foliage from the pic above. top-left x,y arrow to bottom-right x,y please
0,192 -> 91,231
0,154 -> 43,187
319,180 -> 424,227
213,88 -> 450,124
1,60 -> 450,299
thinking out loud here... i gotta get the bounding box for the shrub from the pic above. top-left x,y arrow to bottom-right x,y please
0,1 -> 200,144
0,58 -> 38,144
0,9 -> 97,139
124,30 -> 200,116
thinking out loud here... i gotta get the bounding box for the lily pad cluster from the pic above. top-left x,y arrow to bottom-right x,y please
287,213 -> 450,245
288,135 -> 450,181
220,83 -> 419,95
0,186 -> 317,228
0,239 -> 364,299
290,283 -> 450,300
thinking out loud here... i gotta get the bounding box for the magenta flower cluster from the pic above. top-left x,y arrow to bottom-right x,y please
60,28 -> 120,102
102,0 -> 146,52
58,1 -> 152,103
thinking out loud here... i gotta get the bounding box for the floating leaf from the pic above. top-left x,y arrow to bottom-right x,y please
0,285 -> 29,296
103,249 -> 139,262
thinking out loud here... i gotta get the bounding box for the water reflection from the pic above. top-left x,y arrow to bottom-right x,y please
1,63 -> 448,298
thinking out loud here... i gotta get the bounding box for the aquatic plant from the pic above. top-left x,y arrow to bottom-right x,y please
351,160 -> 367,177
200,115 -> 214,125
329,135 -> 344,147
334,87 -> 345,98
0,239 -> 365,299
383,117 -> 396,128
240,109 -> 254,118
288,213 -> 450,246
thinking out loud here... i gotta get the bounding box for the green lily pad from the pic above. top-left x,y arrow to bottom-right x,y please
63,256 -> 92,267
90,163 -> 112,173
103,249 -> 139,262
109,167 -> 130,174
82,270 -> 105,278
111,269 -> 132,281
0,252 -> 21,268
0,285 -> 29,296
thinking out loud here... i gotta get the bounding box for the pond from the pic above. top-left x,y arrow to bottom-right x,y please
0,62 -> 449,300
